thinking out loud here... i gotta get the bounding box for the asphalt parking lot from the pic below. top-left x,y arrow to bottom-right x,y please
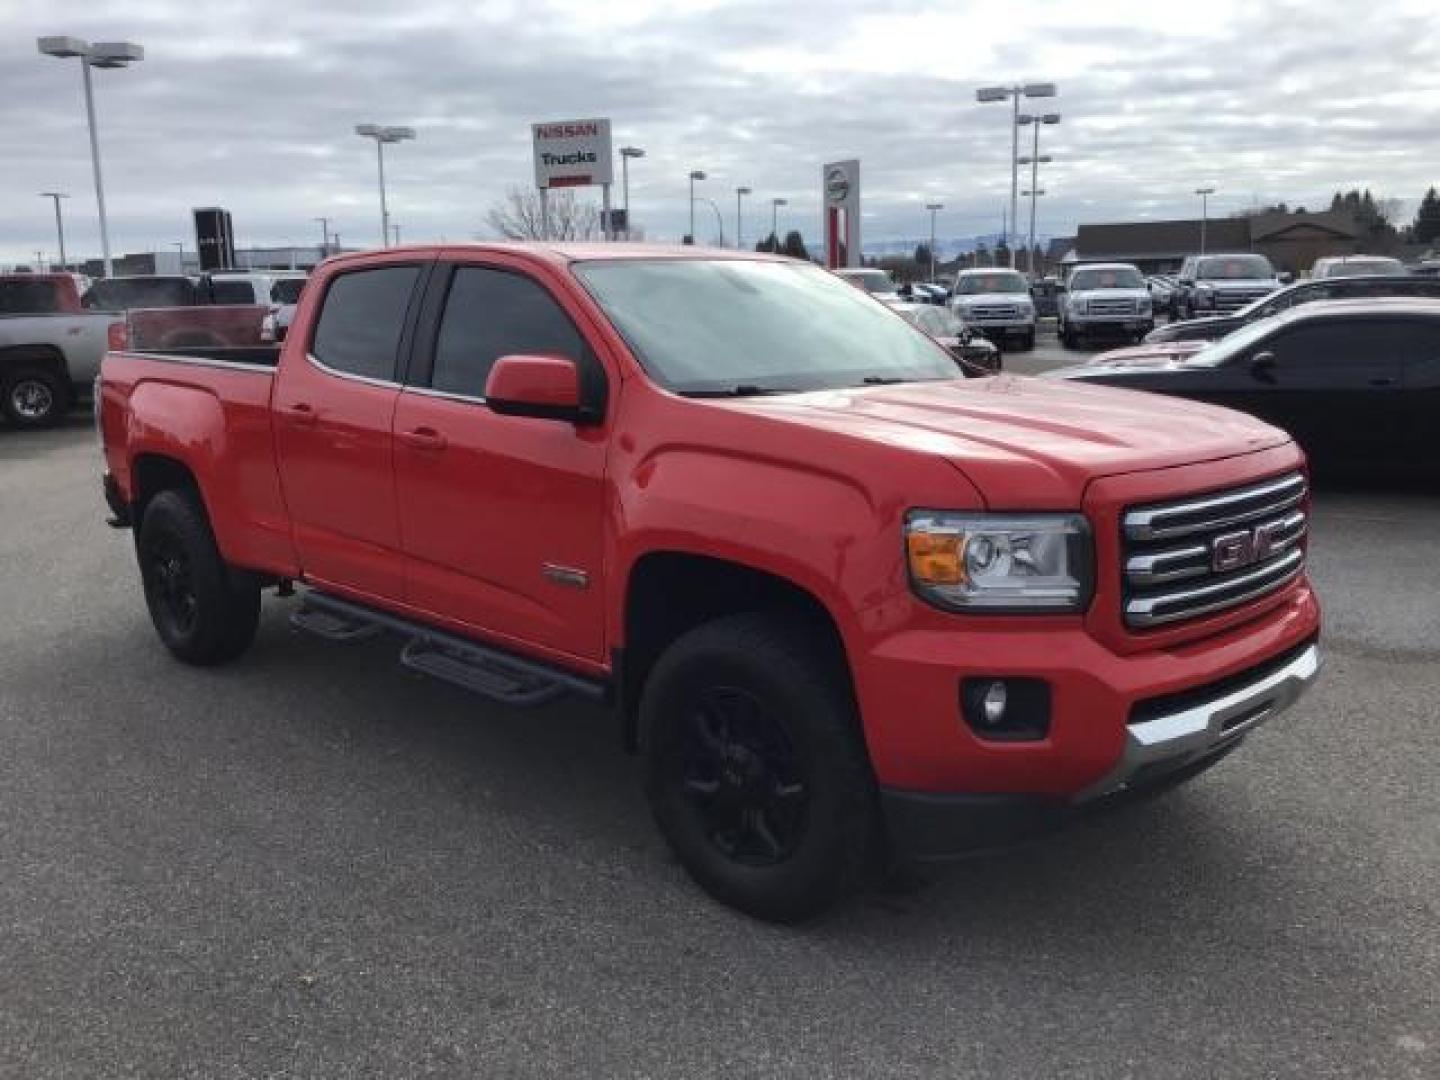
2,366 -> 1436,1077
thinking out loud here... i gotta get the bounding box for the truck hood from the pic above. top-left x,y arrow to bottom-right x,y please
730,376 -> 1289,508
1070,288 -> 1150,304
953,292 -> 1030,306
1199,278 -> 1277,291
1076,340 -> 1209,368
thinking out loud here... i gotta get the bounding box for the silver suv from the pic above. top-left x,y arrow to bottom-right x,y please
949,268 -> 1036,350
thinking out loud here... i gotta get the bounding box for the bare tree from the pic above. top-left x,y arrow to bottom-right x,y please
485,187 -> 601,241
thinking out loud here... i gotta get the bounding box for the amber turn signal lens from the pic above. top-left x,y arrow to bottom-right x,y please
906,531 -> 964,584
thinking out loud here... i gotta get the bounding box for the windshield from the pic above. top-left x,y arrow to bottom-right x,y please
573,259 -> 959,394
1187,315 -> 1279,367
839,269 -> 897,294
955,271 -> 1028,295
900,306 -> 963,337
83,277 -> 195,310
1069,266 -> 1145,291
1323,258 -> 1405,278
1197,255 -> 1272,280
271,278 -> 306,303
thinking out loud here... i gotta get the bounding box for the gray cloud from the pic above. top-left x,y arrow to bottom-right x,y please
2,0 -> 1437,264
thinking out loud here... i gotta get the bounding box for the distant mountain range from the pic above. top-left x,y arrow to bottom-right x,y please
862,234 -> 1051,260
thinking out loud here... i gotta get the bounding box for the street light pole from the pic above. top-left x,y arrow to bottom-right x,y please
38,36 -> 144,278
355,124 -> 416,248
39,192 -> 70,271
696,197 -> 725,247
771,197 -> 787,249
735,186 -> 751,250
1196,187 -> 1216,255
619,146 -> 644,240
688,170 -> 706,244
977,81 -> 1056,269
1017,112 -> 1059,277
314,216 -> 331,257
925,202 -> 943,282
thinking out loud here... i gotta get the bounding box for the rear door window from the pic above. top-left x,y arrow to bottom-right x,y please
0,280 -> 61,313
210,279 -> 257,304
310,266 -> 420,382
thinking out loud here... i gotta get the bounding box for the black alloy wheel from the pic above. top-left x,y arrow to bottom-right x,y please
679,685 -> 808,867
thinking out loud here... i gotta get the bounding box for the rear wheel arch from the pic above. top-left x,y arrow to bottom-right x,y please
619,550 -> 857,753
130,453 -> 207,528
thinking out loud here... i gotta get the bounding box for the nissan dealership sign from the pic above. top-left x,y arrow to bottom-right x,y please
532,118 -> 614,189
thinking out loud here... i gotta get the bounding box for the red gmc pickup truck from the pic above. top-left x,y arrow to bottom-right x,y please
99,244 -> 1321,921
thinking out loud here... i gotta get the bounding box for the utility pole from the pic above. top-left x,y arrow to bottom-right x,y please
314,216 -> 331,257
39,192 -> 70,270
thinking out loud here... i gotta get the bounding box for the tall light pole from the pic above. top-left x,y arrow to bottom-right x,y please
695,197 -> 725,248
39,192 -> 71,271
619,146 -> 644,239
770,197 -> 787,249
355,124 -> 416,248
735,186 -> 752,250
977,81 -> 1056,268
925,202 -> 944,282
1017,111 -> 1060,277
314,216 -> 331,257
688,170 -> 706,245
38,36 -> 144,279
1196,187 -> 1216,255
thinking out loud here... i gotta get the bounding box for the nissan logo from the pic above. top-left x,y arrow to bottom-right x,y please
1211,521 -> 1285,573
825,167 -> 850,203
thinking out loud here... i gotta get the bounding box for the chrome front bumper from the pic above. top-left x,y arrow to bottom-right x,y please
1078,642 -> 1321,802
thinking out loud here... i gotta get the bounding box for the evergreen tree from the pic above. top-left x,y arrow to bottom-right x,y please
914,243 -> 933,269
782,230 -> 810,260
1411,188 -> 1440,245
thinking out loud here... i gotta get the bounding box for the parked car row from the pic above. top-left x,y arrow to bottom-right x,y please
1,268 -> 310,428
1050,296 -> 1439,476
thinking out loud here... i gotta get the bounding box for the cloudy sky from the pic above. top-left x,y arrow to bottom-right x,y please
2,0 -> 1438,265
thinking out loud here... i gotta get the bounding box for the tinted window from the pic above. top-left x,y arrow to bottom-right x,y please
1197,255 -> 1272,280
431,267 -> 585,397
0,280 -> 62,314
210,280 -> 256,304
956,272 -> 1028,294
311,266 -> 419,381
1266,321 -> 1404,384
83,277 -> 195,310
1069,266 -> 1145,290
271,278 -> 306,304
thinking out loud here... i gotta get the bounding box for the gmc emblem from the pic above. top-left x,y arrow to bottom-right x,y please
1211,521 -> 1285,572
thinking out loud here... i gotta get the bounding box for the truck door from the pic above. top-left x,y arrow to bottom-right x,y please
272,260 -> 426,600
391,260 -> 610,665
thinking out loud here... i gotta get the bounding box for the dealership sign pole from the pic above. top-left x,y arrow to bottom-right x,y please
822,160 -> 861,268
532,118 -> 614,241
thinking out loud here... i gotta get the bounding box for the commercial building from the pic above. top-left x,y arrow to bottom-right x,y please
1069,211 -> 1361,275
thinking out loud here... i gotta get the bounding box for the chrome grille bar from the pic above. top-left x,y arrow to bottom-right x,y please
1121,472 -> 1308,630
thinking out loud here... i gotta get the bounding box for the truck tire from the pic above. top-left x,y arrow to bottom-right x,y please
2,367 -> 67,428
137,490 -> 261,665
641,613 -> 879,922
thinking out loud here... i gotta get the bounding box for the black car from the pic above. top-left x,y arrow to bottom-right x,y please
1048,298 -> 1439,475
1146,274 -> 1440,343
892,303 -> 1001,375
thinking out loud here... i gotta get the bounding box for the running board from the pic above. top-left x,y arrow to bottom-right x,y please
293,590 -> 607,708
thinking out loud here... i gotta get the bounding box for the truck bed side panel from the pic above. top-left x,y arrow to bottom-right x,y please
102,352 -> 298,577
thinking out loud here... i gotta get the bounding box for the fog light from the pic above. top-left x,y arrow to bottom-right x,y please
961,677 -> 1051,742
981,681 -> 1007,725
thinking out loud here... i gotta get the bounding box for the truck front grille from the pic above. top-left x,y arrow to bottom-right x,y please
1087,298 -> 1136,317
1121,472 -> 1307,629
1212,287 -> 1273,312
971,304 -> 1020,320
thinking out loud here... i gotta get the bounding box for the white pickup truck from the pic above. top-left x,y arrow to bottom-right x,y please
949,268 -> 1037,350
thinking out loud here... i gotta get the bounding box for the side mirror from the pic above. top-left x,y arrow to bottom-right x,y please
1249,351 -> 1277,382
485,354 -> 594,423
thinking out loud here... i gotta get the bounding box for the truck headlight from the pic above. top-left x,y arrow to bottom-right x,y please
904,512 -> 1093,613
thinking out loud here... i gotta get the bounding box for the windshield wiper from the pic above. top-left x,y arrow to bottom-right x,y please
678,384 -> 788,398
